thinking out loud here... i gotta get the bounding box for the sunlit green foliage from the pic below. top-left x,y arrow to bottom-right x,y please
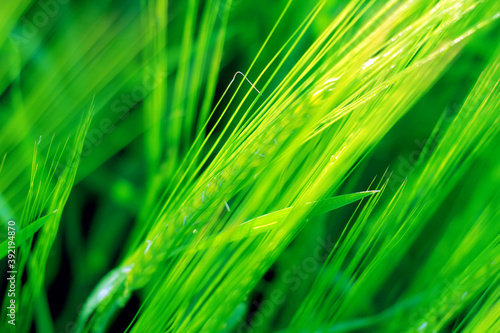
1,0 -> 499,332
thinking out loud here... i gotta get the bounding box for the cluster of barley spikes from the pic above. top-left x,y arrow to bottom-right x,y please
1,0 -> 500,332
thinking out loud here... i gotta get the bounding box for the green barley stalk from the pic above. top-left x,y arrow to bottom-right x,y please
72,0 -> 500,332
1,0 -> 499,332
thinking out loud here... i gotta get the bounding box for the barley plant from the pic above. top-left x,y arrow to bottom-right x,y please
1,0 -> 500,332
